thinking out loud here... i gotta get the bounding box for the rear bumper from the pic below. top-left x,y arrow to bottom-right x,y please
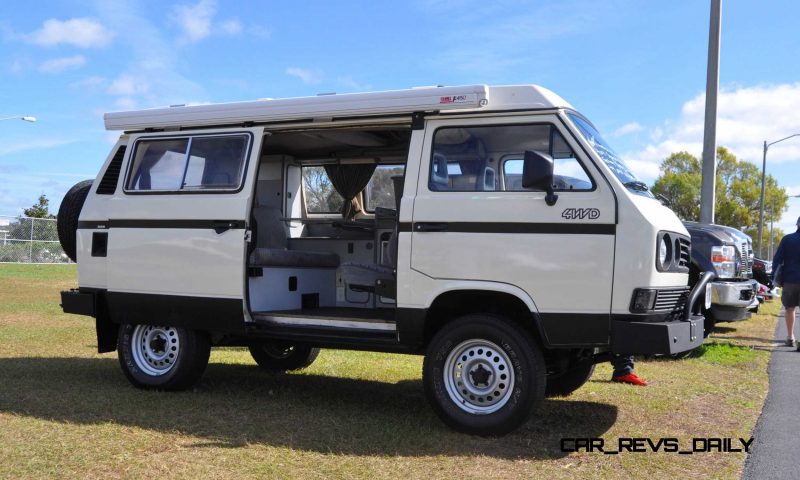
60,289 -> 96,317
611,271 -> 714,355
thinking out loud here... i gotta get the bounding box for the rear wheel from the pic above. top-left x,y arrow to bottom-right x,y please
545,362 -> 595,397
249,342 -> 319,372
118,324 -> 210,390
423,314 -> 545,436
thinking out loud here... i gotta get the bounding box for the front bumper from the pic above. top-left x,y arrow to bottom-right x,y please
709,279 -> 757,309
611,271 -> 715,355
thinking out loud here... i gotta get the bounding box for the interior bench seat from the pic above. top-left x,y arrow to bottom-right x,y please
249,248 -> 340,269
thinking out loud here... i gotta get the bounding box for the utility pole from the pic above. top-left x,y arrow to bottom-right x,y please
699,0 -> 722,224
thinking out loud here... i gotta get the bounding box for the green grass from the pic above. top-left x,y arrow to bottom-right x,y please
0,264 -> 778,479
694,342 -> 759,366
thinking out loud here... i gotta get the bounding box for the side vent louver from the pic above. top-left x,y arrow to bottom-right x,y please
95,145 -> 127,195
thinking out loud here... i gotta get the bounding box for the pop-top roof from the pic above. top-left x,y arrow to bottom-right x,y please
103,84 -> 572,131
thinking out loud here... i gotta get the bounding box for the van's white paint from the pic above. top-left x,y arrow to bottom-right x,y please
407,115 -> 616,315
80,127 -> 264,299
76,84 -> 691,345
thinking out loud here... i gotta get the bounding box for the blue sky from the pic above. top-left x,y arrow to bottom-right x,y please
2,0 -> 800,232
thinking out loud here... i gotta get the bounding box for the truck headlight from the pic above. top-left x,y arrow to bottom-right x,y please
711,245 -> 736,278
659,238 -> 668,266
656,234 -> 672,271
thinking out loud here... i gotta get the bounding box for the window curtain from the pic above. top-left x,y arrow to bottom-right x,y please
324,164 -> 376,219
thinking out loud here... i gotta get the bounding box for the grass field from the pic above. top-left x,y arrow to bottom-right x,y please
0,264 -> 780,479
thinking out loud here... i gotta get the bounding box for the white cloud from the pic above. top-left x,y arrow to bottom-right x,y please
172,0 -> 215,42
9,60 -> 22,74
622,83 -> 800,183
25,18 -> 113,48
107,74 -> 149,96
70,76 -> 106,90
92,2 -> 206,110
220,19 -> 242,35
38,55 -> 87,74
612,122 -> 643,137
337,76 -> 370,92
0,138 -> 78,157
171,0 -> 242,43
286,67 -> 321,85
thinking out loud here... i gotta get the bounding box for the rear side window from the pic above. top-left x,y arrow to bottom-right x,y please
126,134 -> 249,192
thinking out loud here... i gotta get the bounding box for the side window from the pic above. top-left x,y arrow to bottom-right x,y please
126,134 -> 249,192
429,124 -> 593,192
365,165 -> 405,211
302,166 -> 344,214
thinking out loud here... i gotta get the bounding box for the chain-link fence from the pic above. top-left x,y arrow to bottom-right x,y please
0,215 -> 69,263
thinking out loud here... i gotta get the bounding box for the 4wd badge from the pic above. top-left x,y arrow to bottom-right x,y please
561,208 -> 600,220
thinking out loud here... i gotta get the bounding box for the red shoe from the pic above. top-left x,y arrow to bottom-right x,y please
612,373 -> 648,386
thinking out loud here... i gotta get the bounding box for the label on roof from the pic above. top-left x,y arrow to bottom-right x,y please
440,94 -> 477,105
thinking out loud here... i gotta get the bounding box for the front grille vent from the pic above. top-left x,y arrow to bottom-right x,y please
740,242 -> 752,276
654,287 -> 690,313
95,145 -> 127,195
678,237 -> 691,269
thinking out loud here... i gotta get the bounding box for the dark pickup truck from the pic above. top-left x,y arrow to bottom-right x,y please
684,222 -> 758,336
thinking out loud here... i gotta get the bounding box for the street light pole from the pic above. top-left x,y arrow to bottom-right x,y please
757,133 -> 800,257
0,116 -> 36,123
699,0 -> 723,224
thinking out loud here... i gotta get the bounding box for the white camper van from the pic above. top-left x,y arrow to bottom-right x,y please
59,85 -> 712,435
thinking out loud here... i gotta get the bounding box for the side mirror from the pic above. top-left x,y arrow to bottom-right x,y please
522,150 -> 558,206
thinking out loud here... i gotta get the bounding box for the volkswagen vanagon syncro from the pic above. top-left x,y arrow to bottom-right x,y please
59,85 -> 713,435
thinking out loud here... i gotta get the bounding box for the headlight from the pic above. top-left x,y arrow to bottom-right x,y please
659,238 -> 668,266
711,245 -> 736,278
656,233 -> 673,271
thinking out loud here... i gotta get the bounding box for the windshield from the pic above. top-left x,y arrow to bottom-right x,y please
567,112 -> 653,198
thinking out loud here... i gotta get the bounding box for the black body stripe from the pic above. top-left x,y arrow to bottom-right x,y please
78,219 -> 246,229
398,222 -> 614,235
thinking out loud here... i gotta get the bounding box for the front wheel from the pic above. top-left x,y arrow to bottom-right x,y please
545,362 -> 595,397
423,314 -> 545,436
118,324 -> 210,391
249,342 -> 319,372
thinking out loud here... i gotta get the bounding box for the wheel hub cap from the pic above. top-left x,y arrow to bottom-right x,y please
443,339 -> 515,415
131,325 -> 180,376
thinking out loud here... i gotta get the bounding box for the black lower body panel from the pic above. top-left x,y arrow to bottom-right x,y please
105,291 -> 246,333
611,314 -> 704,355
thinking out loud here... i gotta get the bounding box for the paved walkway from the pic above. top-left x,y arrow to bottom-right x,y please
742,309 -> 800,479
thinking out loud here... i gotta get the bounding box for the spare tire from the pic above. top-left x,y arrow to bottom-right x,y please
57,180 -> 94,262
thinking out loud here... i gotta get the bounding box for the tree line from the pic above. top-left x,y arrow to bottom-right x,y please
651,146 -> 787,256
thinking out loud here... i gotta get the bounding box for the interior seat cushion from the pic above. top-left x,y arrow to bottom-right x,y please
250,248 -> 340,268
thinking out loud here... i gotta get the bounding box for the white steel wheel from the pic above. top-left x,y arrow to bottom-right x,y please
443,339 -> 515,414
130,325 -> 181,376
118,323 -> 210,391
423,314 -> 545,436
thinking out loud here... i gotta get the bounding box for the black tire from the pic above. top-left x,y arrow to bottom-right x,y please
249,342 -> 319,372
545,362 -> 595,397
57,179 -> 93,262
423,314 -> 545,436
118,324 -> 210,391
703,313 -> 716,338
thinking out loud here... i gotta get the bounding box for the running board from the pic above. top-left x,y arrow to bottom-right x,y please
251,310 -> 396,334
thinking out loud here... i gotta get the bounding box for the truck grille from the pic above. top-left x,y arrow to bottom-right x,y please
678,237 -> 691,269
654,287 -> 690,313
740,242 -> 752,276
